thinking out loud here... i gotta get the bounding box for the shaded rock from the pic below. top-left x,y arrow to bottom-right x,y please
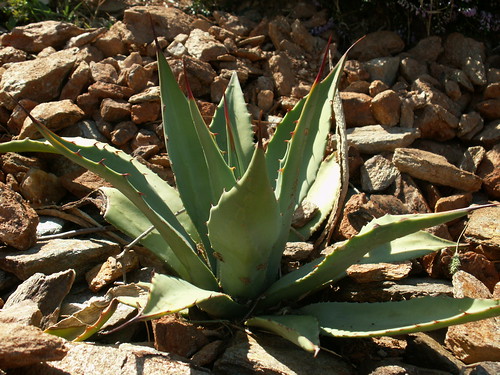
130,128 -> 162,150
342,125 -> 420,154
405,332 -> 464,374
0,20 -> 85,53
414,103 -> 459,141
484,82 -> 500,99
152,315 -> 209,358
457,111 -> 484,140
268,52 -> 295,96
60,61 -> 91,101
393,148 -> 482,192
0,181 -> 38,251
4,269 -> 75,329
340,91 -> 376,127
0,48 -> 78,109
0,299 -> 42,326
18,99 -> 85,139
476,98 -> 500,120
459,146 -> 486,173
214,331 -> 353,374
191,340 -> 225,368
411,78 -> 461,117
443,33 -> 486,86
0,237 -> 120,280
360,154 -> 400,192
349,31 -> 404,61
476,144 -> 500,199
16,342 -> 209,375
86,250 -> 139,292
290,19 -> 316,53
185,28 -> 227,62
406,36 -> 443,62
390,174 -> 431,213
400,56 -> 428,82
6,98 -> 38,135
445,271 -> 500,363
100,98 -> 131,122
60,169 -> 113,199
472,119 -> 500,147
169,56 -> 216,97
0,322 -> 67,369
20,168 -> 66,205
110,120 -> 138,146
363,56 -> 400,86
370,89 -> 401,126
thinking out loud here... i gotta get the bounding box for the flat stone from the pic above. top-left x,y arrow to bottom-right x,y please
464,206 -> 500,251
17,342 -> 209,375
342,125 -> 420,154
214,331 -> 353,374
393,148 -> 482,192
346,261 -> 413,283
4,269 -> 75,329
86,251 -> 139,292
0,237 -> 120,280
0,322 -> 67,369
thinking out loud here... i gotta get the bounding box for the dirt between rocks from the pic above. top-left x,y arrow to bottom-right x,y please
0,1 -> 498,374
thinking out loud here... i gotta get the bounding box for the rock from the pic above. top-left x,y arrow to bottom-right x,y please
341,125 -> 420,154
213,331 -> 353,374
0,20 -> 85,53
360,154 -> 400,192
18,99 -> 85,139
86,250 -> 139,292
393,148 -> 482,192
363,57 -> 400,86
391,174 -> 432,213
4,269 -> 75,329
60,169 -> 113,199
445,271 -> 500,363
93,27 -> 127,57
0,322 -> 67,369
473,119 -> 500,147
399,56 -> 428,82
0,48 -> 78,109
87,80 -> 134,100
405,332 -> 464,374
344,60 -> 370,83
476,98 -> 500,120
434,193 -> 472,213
131,101 -> 161,124
130,128 -> 162,150
268,52 -> 295,96
476,144 -> 500,199
257,89 -> 274,111
0,237 -> 121,280
110,120 -> 138,146
190,340 -> 225,367
406,36 -> 443,62
6,98 -> 38,135
214,11 -> 254,37
170,56 -> 216,97
290,19 -> 316,53
484,82 -> 500,99
185,29 -> 228,62
36,216 -> 65,237
123,63 -> 149,93
0,46 -> 27,65
100,98 -> 131,122
464,205 -> 500,252
414,103 -> 459,141
20,168 -> 66,204
344,80 -> 371,94
349,31 -> 404,61
152,315 -> 209,358
90,61 -> 118,83
0,182 -> 38,251
411,78 -> 461,117
16,341 -> 209,375
459,146 -> 486,173
457,111 -> 484,140
128,86 -> 160,103
0,299 -> 42,326
340,92 -> 376,127
60,61 -> 91,101
282,242 -> 314,261
368,80 -> 389,97
443,33 -> 486,86
346,261 -> 413,283
370,89 -> 401,126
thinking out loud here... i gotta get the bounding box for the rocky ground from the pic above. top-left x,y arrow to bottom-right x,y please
0,1 -> 498,374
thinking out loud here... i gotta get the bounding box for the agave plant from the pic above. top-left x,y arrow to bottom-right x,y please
0,40 -> 498,354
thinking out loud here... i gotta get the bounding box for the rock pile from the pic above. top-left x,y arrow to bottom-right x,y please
0,1 -> 498,374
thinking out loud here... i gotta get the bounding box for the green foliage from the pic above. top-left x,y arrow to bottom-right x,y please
1,41 -> 499,353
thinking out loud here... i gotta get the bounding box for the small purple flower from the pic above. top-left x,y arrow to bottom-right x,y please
461,8 -> 477,17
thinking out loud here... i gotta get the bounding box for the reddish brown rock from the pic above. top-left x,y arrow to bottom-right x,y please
93,28 -> 127,57
414,103 -> 459,141
370,89 -> 401,126
434,193 -> 472,213
100,98 -> 131,122
476,144 -> 500,199
110,121 -> 138,147
476,98 -> 500,120
130,101 -> 161,124
90,61 -> 118,84
123,63 -> 149,93
60,61 -> 91,101
87,81 -> 135,100
0,181 -> 38,251
340,92 -> 376,127
349,31 -> 404,61
6,98 -> 38,135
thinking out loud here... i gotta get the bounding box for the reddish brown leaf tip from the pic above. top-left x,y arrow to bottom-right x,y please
314,34 -> 332,85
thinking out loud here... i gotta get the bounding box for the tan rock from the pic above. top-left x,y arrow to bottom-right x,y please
86,251 -> 139,292
414,103 -> 459,141
370,89 -> 401,126
185,29 -> 228,62
60,61 -> 91,101
346,261 -> 413,283
100,98 -> 131,122
476,144 -> 500,199
340,92 -> 376,127
20,168 -> 66,205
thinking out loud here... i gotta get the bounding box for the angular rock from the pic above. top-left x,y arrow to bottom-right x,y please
342,125 -> 420,154
60,61 -> 91,101
4,269 -> 75,329
349,31 -> 404,61
443,33 -> 486,86
370,89 -> 401,126
0,237 -> 121,280
0,299 -> 42,326
363,56 -> 400,86
476,144 -> 500,199
0,20 -> 85,53
445,271 -> 500,363
60,169 -> 113,199
20,168 -> 66,205
0,48 -> 78,109
459,146 -> 485,173
90,61 -> 118,84
457,111 -> 484,140
185,28 -> 227,62
406,36 -> 443,62
86,251 -> 139,292
65,27 -> 106,49
476,98 -> 500,120
214,331 -> 353,374
414,103 -> 459,141
131,101 -> 161,124
340,92 -> 376,127
393,148 -> 482,192
268,52 -> 295,96
18,99 -> 85,139
464,205 -> 500,251
472,119 -> 500,147
411,78 -> 461,117
360,154 -> 400,192
110,121 -> 138,146
100,98 -> 131,122
434,193 -> 472,213
391,174 -> 431,213
346,261 -> 413,284
0,181 -> 38,251
123,63 -> 149,93
6,98 -> 38,135
0,322 -> 67,369
0,46 -> 27,66
17,342 -> 209,375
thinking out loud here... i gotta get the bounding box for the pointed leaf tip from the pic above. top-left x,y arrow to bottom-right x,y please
314,34 -> 332,85
182,58 -> 195,100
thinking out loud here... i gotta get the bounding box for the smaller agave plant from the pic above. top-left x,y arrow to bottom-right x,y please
1,37 -> 498,354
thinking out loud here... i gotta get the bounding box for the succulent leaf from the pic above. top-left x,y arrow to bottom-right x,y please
208,146 -> 281,299
245,314 -> 320,354
299,297 -> 500,337
210,72 -> 254,178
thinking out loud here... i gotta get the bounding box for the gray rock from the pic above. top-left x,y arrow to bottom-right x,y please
4,269 -> 75,329
363,57 -> 400,86
393,148 -> 482,192
36,216 -> 65,237
214,331 -> 353,374
459,146 -> 485,173
361,154 -> 400,192
16,342 -> 209,375
342,125 -> 420,154
0,237 -> 120,280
